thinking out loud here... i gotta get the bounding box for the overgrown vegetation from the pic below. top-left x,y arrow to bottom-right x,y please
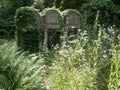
0,0 -> 34,39
48,26 -> 120,90
15,6 -> 43,53
0,0 -> 120,90
0,42 -> 46,90
0,25 -> 120,90
81,0 -> 120,28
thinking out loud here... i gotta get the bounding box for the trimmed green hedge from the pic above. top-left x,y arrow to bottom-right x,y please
15,7 -> 43,53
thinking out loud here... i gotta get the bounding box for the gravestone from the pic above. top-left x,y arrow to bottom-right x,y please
65,13 -> 80,29
62,10 -> 80,41
43,10 -> 62,49
45,10 -> 61,29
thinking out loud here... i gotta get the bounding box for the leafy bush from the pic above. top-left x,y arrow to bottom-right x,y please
0,0 -> 34,39
33,0 -> 44,11
81,0 -> 120,27
0,39 -> 7,45
60,0 -> 90,10
108,48 -> 120,90
108,33 -> 120,90
0,42 -> 47,90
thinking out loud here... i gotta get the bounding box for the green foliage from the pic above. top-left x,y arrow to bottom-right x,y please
38,0 -> 90,10
0,1 -> 120,89
44,0 -> 54,8
108,32 -> 120,90
15,7 -> 43,53
33,0 -> 44,11
0,42 -> 46,90
0,39 -> 7,45
15,7 -> 40,28
81,0 -> 120,27
108,48 -> 120,90
54,0 -> 61,8
45,26 -> 120,90
60,0 -> 90,10
0,0 -> 34,39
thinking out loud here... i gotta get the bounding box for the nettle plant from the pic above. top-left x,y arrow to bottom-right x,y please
15,6 -> 44,53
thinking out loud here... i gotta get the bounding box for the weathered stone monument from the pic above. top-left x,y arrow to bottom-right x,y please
43,9 -> 62,49
16,7 -> 81,52
64,12 -> 80,29
62,9 -> 80,41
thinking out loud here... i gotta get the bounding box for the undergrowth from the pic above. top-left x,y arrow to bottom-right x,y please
0,42 -> 47,90
48,26 -> 120,90
0,26 -> 119,90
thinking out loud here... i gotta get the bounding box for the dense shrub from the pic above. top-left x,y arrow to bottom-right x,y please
60,0 -> 90,10
15,7 -> 43,53
0,0 -> 34,39
81,0 -> 120,27
33,0 -> 44,11
44,0 -> 54,8
108,47 -> 120,90
0,23 -> 119,90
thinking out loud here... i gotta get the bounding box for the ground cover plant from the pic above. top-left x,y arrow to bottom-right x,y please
0,41 -> 47,90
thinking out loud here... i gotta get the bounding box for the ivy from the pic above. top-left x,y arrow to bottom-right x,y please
15,7 -> 43,53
